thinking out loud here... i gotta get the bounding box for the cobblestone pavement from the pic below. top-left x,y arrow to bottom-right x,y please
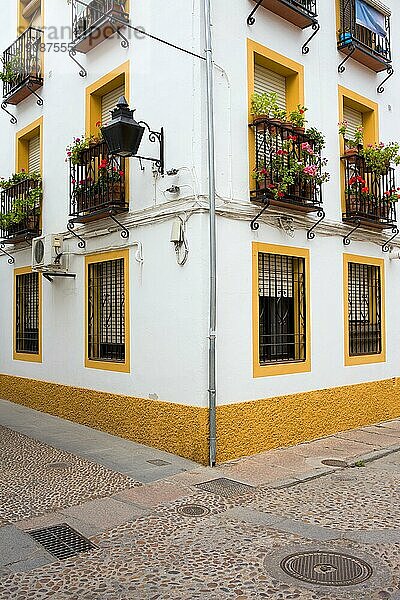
0,415 -> 400,599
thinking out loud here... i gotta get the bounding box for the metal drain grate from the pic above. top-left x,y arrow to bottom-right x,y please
176,504 -> 211,517
28,524 -> 96,560
194,478 -> 254,497
146,459 -> 171,466
280,551 -> 373,586
321,459 -> 348,468
47,462 -> 74,470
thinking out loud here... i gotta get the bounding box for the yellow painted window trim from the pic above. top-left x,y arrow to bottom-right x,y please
16,116 -> 43,174
338,86 -> 379,212
247,39 -> 304,187
252,242 -> 311,377
343,253 -> 386,367
85,61 -> 130,136
85,249 -> 130,373
13,267 -> 42,363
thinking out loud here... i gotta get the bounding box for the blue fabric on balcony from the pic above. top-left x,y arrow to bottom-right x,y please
355,0 -> 387,38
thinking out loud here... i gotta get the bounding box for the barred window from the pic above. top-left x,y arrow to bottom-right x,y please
87,258 -> 125,363
15,272 -> 39,354
258,253 -> 306,364
348,262 -> 381,356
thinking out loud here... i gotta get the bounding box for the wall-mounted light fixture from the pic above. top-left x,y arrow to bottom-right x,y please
101,97 -> 165,174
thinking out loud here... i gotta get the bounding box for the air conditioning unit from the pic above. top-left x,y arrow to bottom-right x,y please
32,234 -> 66,272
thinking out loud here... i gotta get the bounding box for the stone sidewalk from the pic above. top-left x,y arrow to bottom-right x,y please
0,399 -> 400,598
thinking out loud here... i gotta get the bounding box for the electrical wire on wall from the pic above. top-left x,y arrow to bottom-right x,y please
170,215 -> 189,266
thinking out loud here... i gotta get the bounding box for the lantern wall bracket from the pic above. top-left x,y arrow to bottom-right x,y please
307,208 -> 325,240
377,67 -> 394,94
302,22 -> 320,55
67,220 -> 86,249
68,49 -> 87,78
0,243 -> 15,264
109,18 -> 130,49
382,226 -> 399,253
250,197 -> 271,230
1,101 -> 17,124
135,123 -> 165,175
338,45 -> 355,73
108,212 -> 129,239
26,83 -> 43,106
343,218 -> 361,245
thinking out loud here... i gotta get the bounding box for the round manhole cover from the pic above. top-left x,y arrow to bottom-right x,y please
281,551 -> 373,586
176,504 -> 211,517
321,459 -> 348,468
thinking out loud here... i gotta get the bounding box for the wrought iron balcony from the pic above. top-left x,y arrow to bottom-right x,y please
2,27 -> 43,105
0,179 -> 41,244
250,119 -> 323,213
342,152 -> 397,229
72,0 -> 129,53
338,0 -> 391,72
69,140 -> 127,222
248,0 -> 317,28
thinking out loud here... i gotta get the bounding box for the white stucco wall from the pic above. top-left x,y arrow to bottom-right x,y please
1,0 -> 400,408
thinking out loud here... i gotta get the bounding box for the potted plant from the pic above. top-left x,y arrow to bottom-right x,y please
345,175 -> 366,213
0,178 -> 42,233
360,142 -> 400,176
97,158 -> 124,197
305,127 -> 326,151
289,104 -> 308,134
338,121 -> 364,158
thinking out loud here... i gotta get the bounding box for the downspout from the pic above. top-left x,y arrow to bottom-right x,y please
203,0 -> 217,466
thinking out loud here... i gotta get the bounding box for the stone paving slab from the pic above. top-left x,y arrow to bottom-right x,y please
0,526 -> 54,572
113,480 -> 195,508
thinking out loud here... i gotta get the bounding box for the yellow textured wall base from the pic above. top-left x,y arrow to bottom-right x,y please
0,375 -> 399,465
0,375 -> 209,464
216,378 -> 400,462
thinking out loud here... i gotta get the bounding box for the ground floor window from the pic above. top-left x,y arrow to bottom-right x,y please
258,252 -> 306,364
348,261 -> 382,356
15,271 -> 39,355
87,256 -> 126,363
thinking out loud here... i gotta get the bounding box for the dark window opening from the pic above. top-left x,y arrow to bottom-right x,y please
258,253 -> 306,365
88,257 -> 125,363
348,262 -> 381,356
15,272 -> 39,354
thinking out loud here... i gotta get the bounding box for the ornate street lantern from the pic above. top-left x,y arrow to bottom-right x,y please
101,96 -> 145,158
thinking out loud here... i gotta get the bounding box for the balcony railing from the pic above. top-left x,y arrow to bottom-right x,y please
342,153 -> 396,228
72,0 -> 129,53
0,179 -> 41,244
69,141 -> 127,222
249,0 -> 317,28
338,0 -> 391,72
250,119 -> 323,212
2,27 -> 43,105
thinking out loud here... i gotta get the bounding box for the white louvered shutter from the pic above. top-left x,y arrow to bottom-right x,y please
254,63 -> 286,110
101,84 -> 125,126
343,106 -> 363,142
28,135 -> 40,173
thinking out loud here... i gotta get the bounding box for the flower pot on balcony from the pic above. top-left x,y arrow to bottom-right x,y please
293,126 -> 305,135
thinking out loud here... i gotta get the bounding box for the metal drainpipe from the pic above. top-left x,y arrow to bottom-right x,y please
203,0 -> 217,466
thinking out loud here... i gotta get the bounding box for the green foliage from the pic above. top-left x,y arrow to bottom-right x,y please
338,121 -> 364,149
0,172 -> 42,229
66,134 -> 100,165
251,92 -> 286,121
305,127 -> 326,150
289,104 -> 308,128
0,54 -> 21,85
360,142 -> 400,176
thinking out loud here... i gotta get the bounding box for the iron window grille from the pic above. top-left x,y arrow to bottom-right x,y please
282,0 -> 317,17
88,257 -> 125,363
348,262 -> 381,356
72,0 -> 129,45
338,0 -> 391,65
0,178 -> 41,243
342,153 -> 397,228
15,272 -> 39,355
69,140 -> 127,221
250,119 -> 323,211
258,252 -> 306,364
2,27 -> 43,104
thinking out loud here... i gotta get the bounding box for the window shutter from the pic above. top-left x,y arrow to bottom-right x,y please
101,84 -> 125,126
343,106 -> 363,141
254,64 -> 286,110
28,135 -> 41,173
